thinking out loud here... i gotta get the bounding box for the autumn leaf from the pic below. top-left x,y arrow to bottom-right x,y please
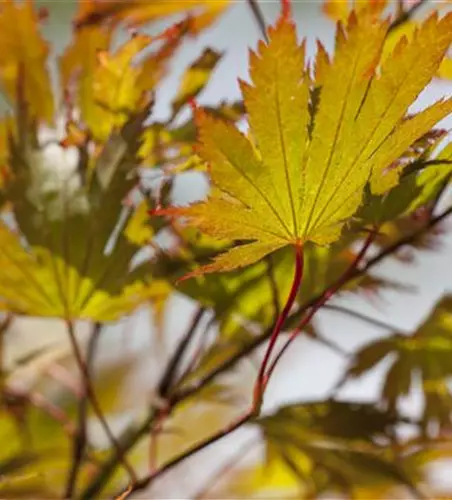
171,48 -> 223,119
358,129 -> 449,224
74,0 -> 229,34
161,9 -> 452,274
0,102 -> 170,322
323,0 -> 387,22
251,401 -> 418,498
60,23 -> 188,143
139,100 -> 245,169
0,0 -> 54,123
343,295 -> 452,429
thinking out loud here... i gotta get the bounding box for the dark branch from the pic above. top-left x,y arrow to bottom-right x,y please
65,323 -> 101,498
323,304 -> 403,332
246,0 -> 268,42
113,411 -> 254,498
65,319 -> 137,498
389,0 -> 429,33
157,307 -> 206,399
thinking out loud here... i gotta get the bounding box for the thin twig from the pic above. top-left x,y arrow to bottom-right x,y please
80,409 -> 158,500
81,205 -> 452,498
65,320 -> 137,493
157,307 -> 206,399
65,323 -> 102,499
193,438 -> 257,499
246,0 -> 268,42
388,0 -> 429,33
114,410 -> 254,499
323,304 -> 403,332
0,314 -> 13,399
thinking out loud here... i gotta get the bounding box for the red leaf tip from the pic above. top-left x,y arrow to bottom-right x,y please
37,7 -> 49,22
281,0 -> 292,20
188,97 -> 198,114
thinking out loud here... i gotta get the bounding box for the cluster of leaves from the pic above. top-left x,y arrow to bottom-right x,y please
0,0 -> 452,499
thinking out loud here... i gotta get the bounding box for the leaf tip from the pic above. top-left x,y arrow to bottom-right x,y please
281,0 -> 292,20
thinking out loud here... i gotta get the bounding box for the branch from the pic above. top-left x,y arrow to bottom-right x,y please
65,320 -> 137,495
65,323 -> 101,498
0,313 -> 13,399
388,0 -> 429,33
323,304 -> 403,332
81,205 -> 452,498
113,411 -> 254,499
157,307 -> 206,399
246,0 -> 268,42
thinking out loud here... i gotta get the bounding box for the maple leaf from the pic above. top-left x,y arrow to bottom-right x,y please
250,401 -> 418,498
60,23 -> 187,143
139,100 -> 245,170
343,295 -> 452,429
74,0 -> 229,34
358,129 -> 450,224
161,9 -> 452,274
0,103 -> 170,321
171,48 -> 223,119
323,0 -> 387,22
0,0 -> 54,123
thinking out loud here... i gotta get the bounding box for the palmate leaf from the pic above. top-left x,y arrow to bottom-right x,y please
323,0 -> 387,23
139,100 -> 245,170
249,401 -> 417,499
162,8 -> 452,274
74,0 -> 229,34
0,0 -> 54,123
171,48 -> 223,119
358,130 -> 451,224
60,22 -> 187,143
0,104 -> 169,321
343,295 -> 452,429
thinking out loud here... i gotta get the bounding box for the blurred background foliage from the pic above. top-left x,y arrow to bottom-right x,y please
0,0 -> 451,499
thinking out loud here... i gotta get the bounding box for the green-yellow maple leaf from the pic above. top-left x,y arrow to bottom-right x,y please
163,9 -> 452,274
0,104 -> 169,322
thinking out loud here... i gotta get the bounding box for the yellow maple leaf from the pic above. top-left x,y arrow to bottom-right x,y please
171,48 -> 223,118
59,23 -> 112,137
0,0 -> 54,123
74,0 -> 229,34
0,105 -> 168,322
323,0 -> 387,22
60,22 -> 188,142
162,10 -> 452,274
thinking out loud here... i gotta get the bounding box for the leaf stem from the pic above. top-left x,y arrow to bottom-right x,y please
265,231 -> 375,381
253,244 -> 304,410
157,307 -> 206,399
